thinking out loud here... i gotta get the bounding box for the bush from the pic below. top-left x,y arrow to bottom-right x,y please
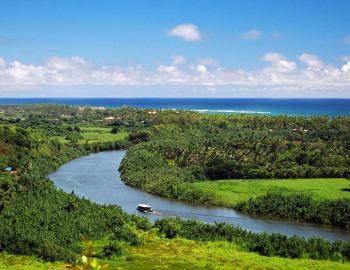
128,131 -> 149,143
102,241 -> 125,258
111,127 -> 119,134
155,218 -> 182,239
130,214 -> 152,231
36,241 -> 77,262
111,225 -> 142,245
130,236 -> 144,246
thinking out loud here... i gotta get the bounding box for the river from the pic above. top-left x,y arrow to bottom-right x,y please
48,150 -> 350,242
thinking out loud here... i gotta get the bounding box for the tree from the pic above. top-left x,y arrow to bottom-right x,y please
111,127 -> 119,134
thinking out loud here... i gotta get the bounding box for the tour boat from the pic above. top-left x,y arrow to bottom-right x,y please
137,204 -> 153,213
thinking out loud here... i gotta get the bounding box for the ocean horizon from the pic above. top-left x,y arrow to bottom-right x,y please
0,98 -> 349,116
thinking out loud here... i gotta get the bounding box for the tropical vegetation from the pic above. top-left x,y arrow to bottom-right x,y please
0,105 -> 350,269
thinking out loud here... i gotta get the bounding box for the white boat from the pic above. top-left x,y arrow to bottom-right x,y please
137,204 -> 153,213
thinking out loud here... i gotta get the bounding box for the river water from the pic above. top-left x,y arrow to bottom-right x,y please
48,150 -> 350,242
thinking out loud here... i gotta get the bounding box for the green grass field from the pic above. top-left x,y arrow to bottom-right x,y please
0,253 -> 64,270
79,126 -> 128,143
194,178 -> 350,207
54,126 -> 129,144
2,233 -> 350,270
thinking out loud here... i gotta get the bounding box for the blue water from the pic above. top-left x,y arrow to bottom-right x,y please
0,98 -> 349,116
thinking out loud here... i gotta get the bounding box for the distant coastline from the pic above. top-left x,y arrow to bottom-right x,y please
0,98 -> 350,116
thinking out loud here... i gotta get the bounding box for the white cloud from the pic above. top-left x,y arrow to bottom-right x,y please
0,58 -> 5,68
263,52 -> 297,72
171,55 -> 186,65
342,57 -> 350,73
157,65 -> 180,76
46,56 -> 89,70
168,24 -> 202,42
196,65 -> 207,73
299,53 -> 324,69
240,30 -> 262,40
0,53 -> 349,93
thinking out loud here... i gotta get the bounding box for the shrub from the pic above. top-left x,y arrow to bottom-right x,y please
127,131 -> 149,143
155,218 -> 182,239
102,241 -> 125,258
112,225 -> 141,245
111,127 -> 119,134
130,214 -> 152,231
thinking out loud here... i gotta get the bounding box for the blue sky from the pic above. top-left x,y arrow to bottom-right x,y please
0,0 -> 349,97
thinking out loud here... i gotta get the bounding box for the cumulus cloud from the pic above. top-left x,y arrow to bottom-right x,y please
157,65 -> 180,76
0,58 -> 5,68
0,53 -> 349,92
240,30 -> 262,40
263,52 -> 297,72
171,55 -> 186,65
342,57 -> 350,73
196,65 -> 208,73
168,24 -> 202,42
299,53 -> 324,69
46,56 -> 89,70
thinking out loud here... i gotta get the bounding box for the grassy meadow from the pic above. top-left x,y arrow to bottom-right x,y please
0,253 -> 65,270
194,178 -> 350,207
54,126 -> 129,144
79,126 -> 128,143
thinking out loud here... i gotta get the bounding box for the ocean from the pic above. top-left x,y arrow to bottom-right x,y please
0,98 -> 349,116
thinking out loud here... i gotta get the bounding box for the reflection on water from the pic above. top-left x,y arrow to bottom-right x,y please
49,151 -> 350,242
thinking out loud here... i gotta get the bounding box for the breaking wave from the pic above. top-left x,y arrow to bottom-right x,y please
192,109 -> 271,115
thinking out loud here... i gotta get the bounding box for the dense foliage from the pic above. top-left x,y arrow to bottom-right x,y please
235,192 -> 350,228
155,217 -> 350,261
119,145 -> 214,204
119,111 -> 350,226
126,114 -> 350,179
0,121 -> 133,262
0,105 -> 350,265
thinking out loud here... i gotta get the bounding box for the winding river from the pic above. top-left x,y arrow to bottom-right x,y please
49,150 -> 350,242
